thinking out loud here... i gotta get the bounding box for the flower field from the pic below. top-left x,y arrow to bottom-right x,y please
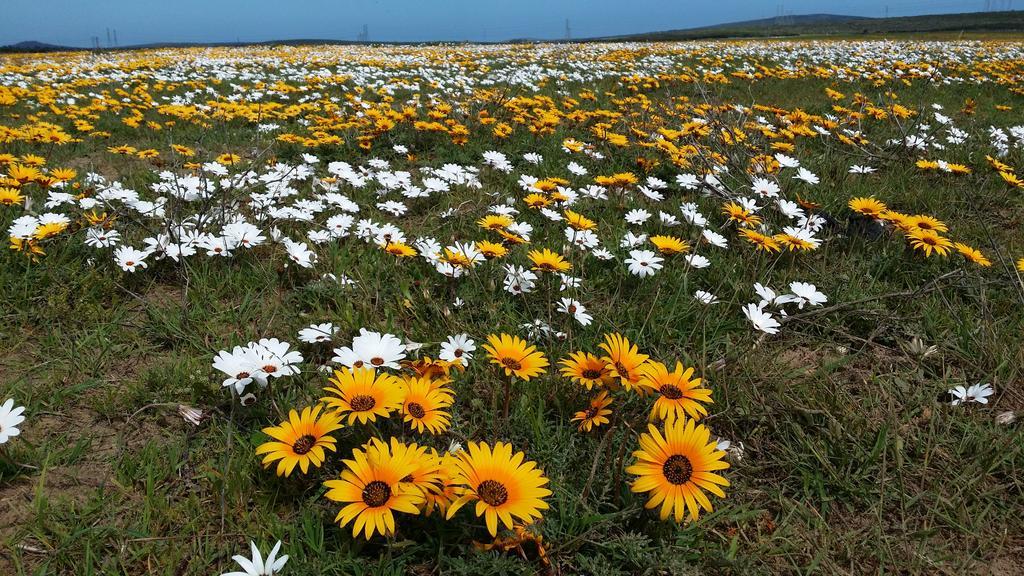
1,40 -> 1023,574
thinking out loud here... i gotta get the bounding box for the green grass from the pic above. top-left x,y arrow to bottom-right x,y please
1,45 -> 1023,575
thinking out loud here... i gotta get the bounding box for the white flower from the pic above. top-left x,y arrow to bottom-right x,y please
591,248 -> 615,261
620,231 -> 647,248
439,334 -> 476,366
676,173 -> 700,189
684,254 -> 710,269
754,283 -> 799,308
775,153 -> 800,168
213,345 -> 265,394
743,303 -> 781,335
567,161 -> 588,175
221,540 -> 288,576
251,338 -> 303,380
0,398 -> 26,444
282,238 -> 316,268
84,227 -> 121,248
624,209 -> 651,225
558,273 -> 582,291
503,264 -> 538,295
680,204 -> 707,228
558,298 -> 593,326
776,199 -> 803,219
114,246 -> 151,272
950,383 -> 994,406
793,167 -> 820,185
694,290 -> 719,304
788,282 -> 827,308
849,165 -> 876,174
624,249 -> 663,277
751,177 -> 780,198
565,227 -> 599,249
702,229 -> 728,248
332,328 -> 406,369
298,323 -> 337,344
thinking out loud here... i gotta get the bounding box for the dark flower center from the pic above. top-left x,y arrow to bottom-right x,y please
662,454 -> 693,485
582,368 -> 602,379
660,384 -> 684,400
454,349 -> 464,357
353,360 -> 364,368
614,362 -> 630,379
371,357 -> 385,366
362,480 -> 392,507
407,402 -> 426,419
292,434 -> 316,455
583,406 -> 600,419
350,395 -> 376,412
477,479 -> 509,507
501,357 -> 523,371
262,365 -> 277,373
236,371 -> 250,379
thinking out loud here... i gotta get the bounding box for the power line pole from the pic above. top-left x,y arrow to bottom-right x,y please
113,29 -> 118,47
564,19 -> 571,40
106,27 -> 111,47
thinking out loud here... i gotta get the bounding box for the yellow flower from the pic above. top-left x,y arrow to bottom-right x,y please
953,243 -> 991,267
906,229 -> 953,257
0,187 -> 24,206
559,351 -> 613,390
649,235 -> 689,255
848,197 -> 886,218
324,439 -> 425,539
626,418 -> 729,523
322,367 -> 406,425
598,332 -> 649,391
171,144 -> 195,157
33,221 -> 68,240
571,391 -> 613,432
739,228 -> 781,253
637,361 -> 713,422
446,441 -> 551,536
476,240 -> 508,259
907,215 -> 948,233
722,202 -> 761,227
255,404 -> 343,477
564,209 -> 597,231
477,214 -> 513,231
482,333 -> 548,381
528,248 -> 571,273
383,242 -> 417,257
400,376 -> 454,435
49,168 -> 77,182
216,153 -> 241,165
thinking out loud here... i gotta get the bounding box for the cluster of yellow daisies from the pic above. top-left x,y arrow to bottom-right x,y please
256,331 -> 728,542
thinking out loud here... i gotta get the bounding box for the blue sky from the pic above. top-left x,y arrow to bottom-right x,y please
1,0 -> 992,46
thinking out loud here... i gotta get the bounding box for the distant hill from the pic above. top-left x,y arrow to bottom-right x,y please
609,10 -> 1024,41
3,10 -> 1024,53
0,40 -> 76,53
